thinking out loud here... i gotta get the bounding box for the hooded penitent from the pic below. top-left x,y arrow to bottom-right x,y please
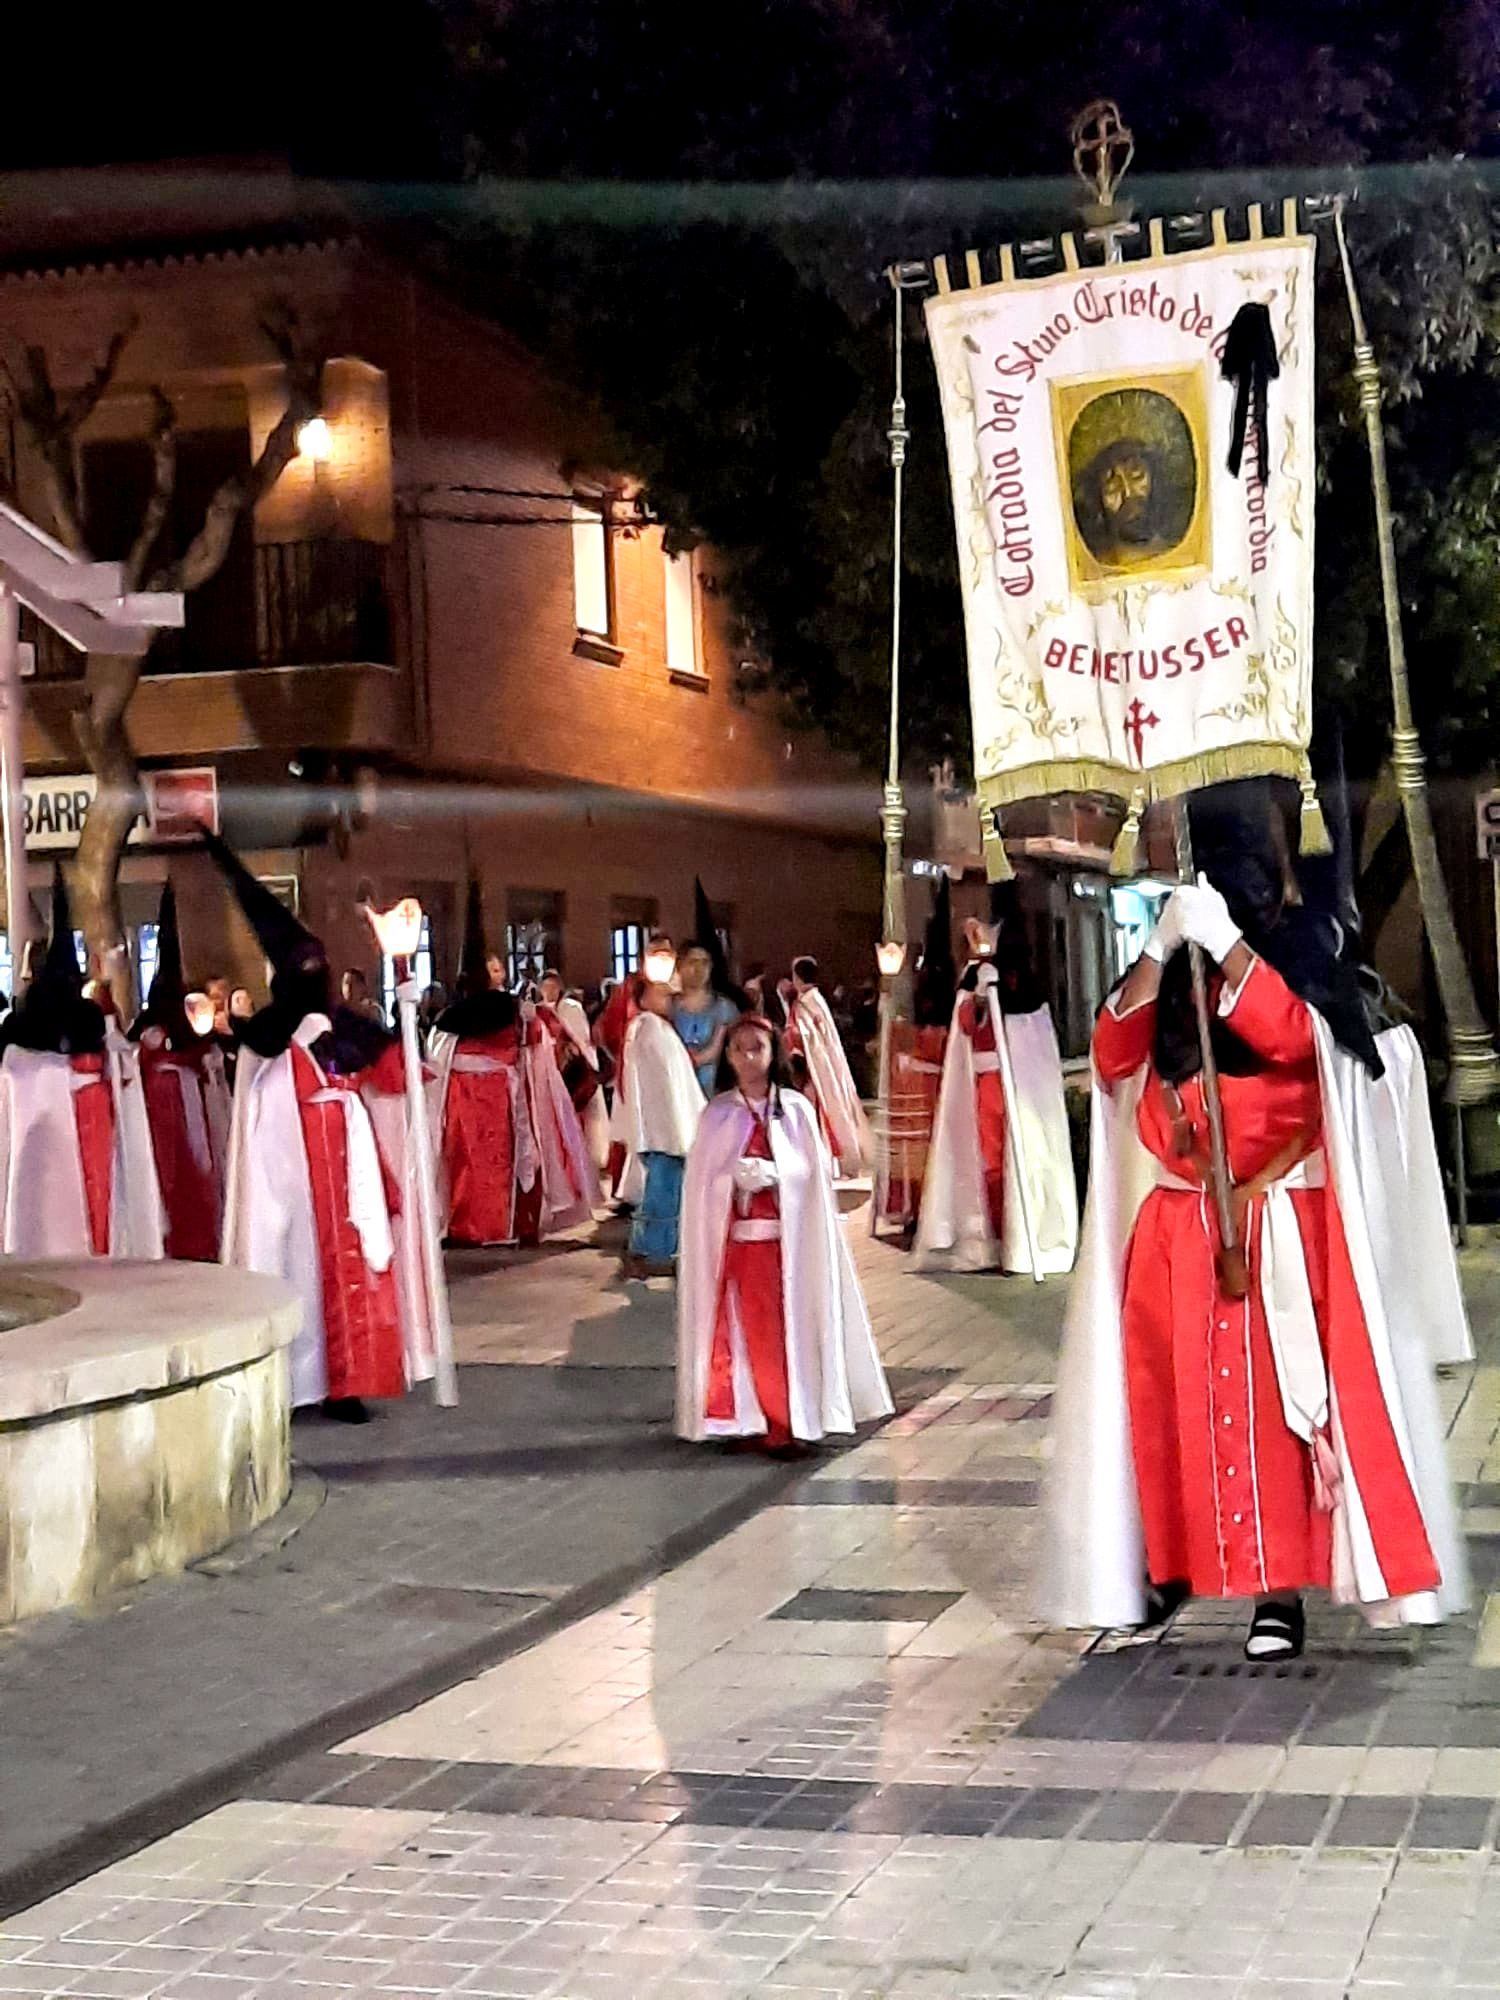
435,876 -> 517,1039
202,828 -> 391,1071
960,878 -> 1044,1015
692,877 -> 748,1009
1150,777 -> 1383,1085
915,874 -> 957,1029
4,870 -> 104,1055
131,880 -> 192,1049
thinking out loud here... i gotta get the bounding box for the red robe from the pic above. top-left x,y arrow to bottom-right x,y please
1094,959 -> 1439,1603
537,1003 -> 601,1119
705,1109 -> 791,1448
961,996 -> 1007,1238
442,1027 -> 524,1246
139,1038 -> 220,1261
70,1053 -> 114,1258
596,976 -> 643,1194
881,1022 -> 948,1225
292,1042 -> 405,1402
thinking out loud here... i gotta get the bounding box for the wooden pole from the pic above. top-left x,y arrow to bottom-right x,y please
0,588 -> 31,988
1172,800 -> 1248,1298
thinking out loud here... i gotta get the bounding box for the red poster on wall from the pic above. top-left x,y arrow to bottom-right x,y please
145,767 -> 219,842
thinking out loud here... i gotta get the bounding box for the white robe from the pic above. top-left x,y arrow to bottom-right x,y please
617,1011 -> 704,1205
1041,1012 -> 1468,1631
222,1015 -> 395,1408
0,1040 -> 164,1259
557,994 -> 611,1172
791,987 -> 871,1177
676,1088 -> 893,1441
913,993 -> 1078,1276
362,1070 -> 443,1388
521,1027 -> 602,1233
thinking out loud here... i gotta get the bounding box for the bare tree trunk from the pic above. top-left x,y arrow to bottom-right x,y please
70,651 -> 147,1018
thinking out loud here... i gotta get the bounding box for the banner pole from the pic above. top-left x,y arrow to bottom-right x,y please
988,982 -> 1044,1282
1172,800 -> 1248,1297
1329,199 -> 1500,1110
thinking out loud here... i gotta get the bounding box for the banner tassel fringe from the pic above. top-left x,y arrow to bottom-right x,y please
1299,775 -> 1333,857
1110,790 -> 1146,877
982,817 -> 1014,882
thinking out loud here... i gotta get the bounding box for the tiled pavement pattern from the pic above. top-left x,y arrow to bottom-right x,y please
0,1224 -> 940,1903
6,1221 -> 1500,1993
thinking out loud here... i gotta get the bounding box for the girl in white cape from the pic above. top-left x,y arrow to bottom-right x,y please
676,1015 -> 893,1453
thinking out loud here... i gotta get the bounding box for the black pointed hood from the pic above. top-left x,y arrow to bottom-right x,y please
132,880 -> 192,1046
915,874 -> 957,1027
436,873 -> 515,1037
1152,776 -> 1383,1080
202,827 -> 332,1056
692,877 -> 747,1007
962,878 -> 1043,1015
4,868 -> 104,1054
457,875 -> 491,996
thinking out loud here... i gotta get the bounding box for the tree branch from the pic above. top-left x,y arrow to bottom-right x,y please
124,388 -> 178,592
58,317 -> 138,435
154,349 -> 320,595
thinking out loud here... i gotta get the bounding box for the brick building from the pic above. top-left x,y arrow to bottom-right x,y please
0,168 -> 881,1006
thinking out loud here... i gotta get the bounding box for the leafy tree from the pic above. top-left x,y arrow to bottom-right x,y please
429,0 -> 1500,850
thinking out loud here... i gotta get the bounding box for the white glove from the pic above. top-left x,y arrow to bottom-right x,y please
1142,893 -> 1187,963
1176,874 -> 1243,963
733,1155 -> 780,1196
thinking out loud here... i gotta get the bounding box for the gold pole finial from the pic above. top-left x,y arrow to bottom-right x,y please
1070,100 -> 1135,224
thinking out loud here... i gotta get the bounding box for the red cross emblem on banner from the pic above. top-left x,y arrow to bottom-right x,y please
1125,698 -> 1160,765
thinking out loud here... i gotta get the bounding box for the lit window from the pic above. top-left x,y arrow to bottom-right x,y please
135,921 -> 160,1004
571,496 -> 613,640
608,896 -> 657,983
506,889 -> 563,990
664,548 -> 700,678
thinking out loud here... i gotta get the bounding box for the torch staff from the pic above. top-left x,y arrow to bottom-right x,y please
1172,800 -> 1247,1299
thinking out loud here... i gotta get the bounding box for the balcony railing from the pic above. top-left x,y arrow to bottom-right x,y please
24,539 -> 393,681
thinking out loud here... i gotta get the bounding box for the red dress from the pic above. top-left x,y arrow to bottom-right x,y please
962,995 -> 1008,1238
882,1023 -> 948,1224
139,1039 -> 219,1261
705,1108 -> 792,1448
1094,958 -> 1438,1602
70,1054 -> 114,1257
292,1043 -> 405,1402
442,1028 -> 523,1246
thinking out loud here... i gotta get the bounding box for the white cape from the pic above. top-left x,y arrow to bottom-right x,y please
675,1088 -> 893,1441
1041,1014 -> 1468,1631
913,995 -> 1078,1276
222,1017 -> 395,1408
792,987 -> 871,1177
522,1032 -> 602,1233
362,1072 -> 442,1388
0,1042 -> 163,1258
557,995 -> 611,1172
617,1012 -> 704,1205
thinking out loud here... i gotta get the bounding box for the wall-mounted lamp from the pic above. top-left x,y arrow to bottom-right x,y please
296,416 -> 332,462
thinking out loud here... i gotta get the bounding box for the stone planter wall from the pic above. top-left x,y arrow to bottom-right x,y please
0,1261 -> 298,1624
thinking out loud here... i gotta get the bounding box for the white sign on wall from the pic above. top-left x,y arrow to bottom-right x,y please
23,768 -> 219,852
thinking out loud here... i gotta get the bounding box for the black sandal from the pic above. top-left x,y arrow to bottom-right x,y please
1139,1579 -> 1190,1631
1245,1596 -> 1305,1662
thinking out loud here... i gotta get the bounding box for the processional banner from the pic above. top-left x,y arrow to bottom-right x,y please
924,220 -> 1316,828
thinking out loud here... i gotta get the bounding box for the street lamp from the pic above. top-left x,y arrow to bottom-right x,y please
875,939 -> 906,979
365,895 -> 458,1407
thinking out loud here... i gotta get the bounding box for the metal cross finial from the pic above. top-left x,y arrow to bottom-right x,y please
1071,99 -> 1135,214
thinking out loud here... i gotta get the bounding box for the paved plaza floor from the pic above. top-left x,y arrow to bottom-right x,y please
3,1206 -> 1500,1995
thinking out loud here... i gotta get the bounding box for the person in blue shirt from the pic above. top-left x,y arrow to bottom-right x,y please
673,945 -> 739,1095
